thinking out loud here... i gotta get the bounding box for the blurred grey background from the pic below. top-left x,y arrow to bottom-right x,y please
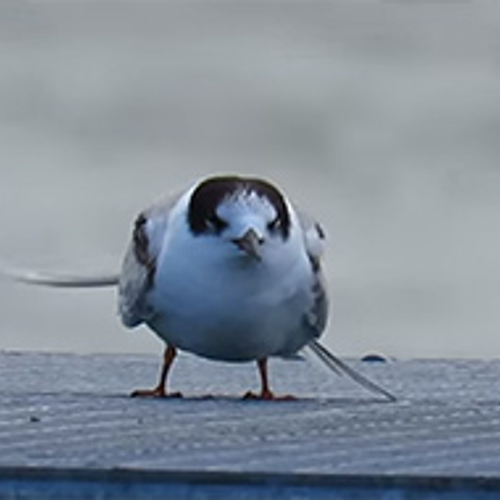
0,2 -> 499,358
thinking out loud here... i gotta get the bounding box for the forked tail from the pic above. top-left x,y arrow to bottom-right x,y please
308,339 -> 397,402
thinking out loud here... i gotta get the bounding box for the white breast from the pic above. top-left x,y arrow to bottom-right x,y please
146,204 -> 316,361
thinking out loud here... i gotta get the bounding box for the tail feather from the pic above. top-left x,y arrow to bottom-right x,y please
0,265 -> 119,288
308,339 -> 397,402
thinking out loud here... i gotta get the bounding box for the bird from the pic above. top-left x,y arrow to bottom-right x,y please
2,175 -> 395,401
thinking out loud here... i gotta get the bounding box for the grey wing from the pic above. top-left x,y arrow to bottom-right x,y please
297,209 -> 397,402
296,208 -> 326,272
118,193 -> 180,328
307,271 -> 329,338
118,237 -> 154,328
296,207 -> 328,338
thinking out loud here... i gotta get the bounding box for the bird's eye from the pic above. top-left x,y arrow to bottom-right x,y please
207,214 -> 228,232
267,217 -> 281,232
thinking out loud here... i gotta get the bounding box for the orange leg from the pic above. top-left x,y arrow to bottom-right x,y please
131,345 -> 182,398
243,358 -> 295,401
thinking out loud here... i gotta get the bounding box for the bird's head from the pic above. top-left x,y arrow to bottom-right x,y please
187,176 -> 291,261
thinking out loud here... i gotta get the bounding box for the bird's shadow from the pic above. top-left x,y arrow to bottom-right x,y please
1,388 -> 398,407
114,392 -> 398,406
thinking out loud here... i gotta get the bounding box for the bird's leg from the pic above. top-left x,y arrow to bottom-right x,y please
131,345 -> 182,398
243,358 -> 295,401
256,357 -> 273,400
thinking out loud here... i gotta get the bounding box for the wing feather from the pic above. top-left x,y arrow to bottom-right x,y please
118,192 -> 181,328
296,208 -> 326,271
295,207 -> 328,338
297,210 -> 396,402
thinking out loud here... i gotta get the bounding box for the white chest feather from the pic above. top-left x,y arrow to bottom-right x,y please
147,225 -> 315,361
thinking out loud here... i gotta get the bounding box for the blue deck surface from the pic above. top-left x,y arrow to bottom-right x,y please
1,351 -> 500,498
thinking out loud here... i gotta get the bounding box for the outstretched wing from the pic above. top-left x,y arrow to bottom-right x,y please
118,193 -> 180,328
